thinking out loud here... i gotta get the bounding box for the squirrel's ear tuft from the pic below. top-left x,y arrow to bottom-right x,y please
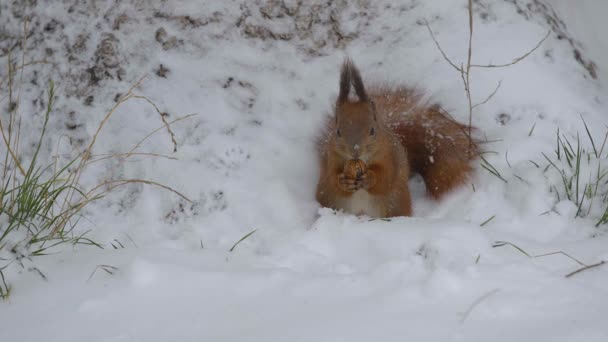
338,58 -> 370,104
349,62 -> 369,103
338,59 -> 352,104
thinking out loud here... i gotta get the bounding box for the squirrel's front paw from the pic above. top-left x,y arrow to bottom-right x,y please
337,173 -> 358,193
356,170 -> 376,190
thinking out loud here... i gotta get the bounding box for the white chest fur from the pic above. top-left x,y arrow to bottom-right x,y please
343,190 -> 383,217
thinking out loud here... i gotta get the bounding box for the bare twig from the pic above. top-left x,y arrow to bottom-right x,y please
471,31 -> 551,68
565,260 -> 606,278
87,265 -> 119,281
472,80 -> 502,109
425,0 -> 549,155
424,21 -> 462,72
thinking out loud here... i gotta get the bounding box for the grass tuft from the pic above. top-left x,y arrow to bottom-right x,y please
1,56 -> 189,299
538,123 -> 608,226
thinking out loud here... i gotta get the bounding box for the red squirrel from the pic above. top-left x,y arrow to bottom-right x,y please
316,59 -> 478,217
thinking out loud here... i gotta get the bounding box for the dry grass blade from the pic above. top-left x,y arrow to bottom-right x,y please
459,288 -> 500,324
85,113 -> 196,166
0,59 -> 54,90
533,251 -> 586,267
87,152 -> 178,165
492,241 -> 530,257
0,51 -> 26,177
480,155 -> 508,183
528,122 -> 537,137
229,229 -> 257,252
65,76 -> 148,205
87,264 -> 119,281
565,260 -> 606,278
479,215 -> 495,227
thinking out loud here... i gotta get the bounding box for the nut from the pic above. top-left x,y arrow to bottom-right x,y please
344,159 -> 367,179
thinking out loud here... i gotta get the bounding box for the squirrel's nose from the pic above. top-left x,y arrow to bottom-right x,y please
352,144 -> 361,158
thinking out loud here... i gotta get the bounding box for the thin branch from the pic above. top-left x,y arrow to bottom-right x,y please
424,20 -> 462,72
471,31 -> 550,68
472,80 -> 502,109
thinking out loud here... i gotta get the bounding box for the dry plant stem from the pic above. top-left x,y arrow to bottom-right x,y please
425,1 -> 549,153
0,60 -> 53,90
459,288 -> 500,323
130,95 -> 178,152
85,113 -> 196,166
87,179 -> 192,203
0,51 -> 26,177
125,113 -> 197,157
424,21 -> 461,71
57,178 -> 193,235
565,260 -> 606,278
533,251 -> 586,266
466,0 -> 473,140
87,152 -> 178,165
61,76 -> 147,212
54,77 -> 193,236
15,19 -> 29,115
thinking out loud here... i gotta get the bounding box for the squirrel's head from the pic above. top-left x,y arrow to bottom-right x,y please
333,59 -> 381,161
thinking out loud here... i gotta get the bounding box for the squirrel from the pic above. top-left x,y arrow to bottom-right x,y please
315,59 -> 478,217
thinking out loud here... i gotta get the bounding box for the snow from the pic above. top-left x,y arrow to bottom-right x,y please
1,0 -> 608,341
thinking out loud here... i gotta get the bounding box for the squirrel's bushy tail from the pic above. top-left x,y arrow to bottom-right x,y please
372,87 -> 478,198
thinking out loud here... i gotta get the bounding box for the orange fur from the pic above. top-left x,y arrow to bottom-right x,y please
316,60 -> 477,217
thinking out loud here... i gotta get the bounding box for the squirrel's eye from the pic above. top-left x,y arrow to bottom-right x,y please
369,127 -> 375,136
336,128 -> 342,137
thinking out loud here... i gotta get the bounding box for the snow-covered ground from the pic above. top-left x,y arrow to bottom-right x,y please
1,0 -> 608,341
